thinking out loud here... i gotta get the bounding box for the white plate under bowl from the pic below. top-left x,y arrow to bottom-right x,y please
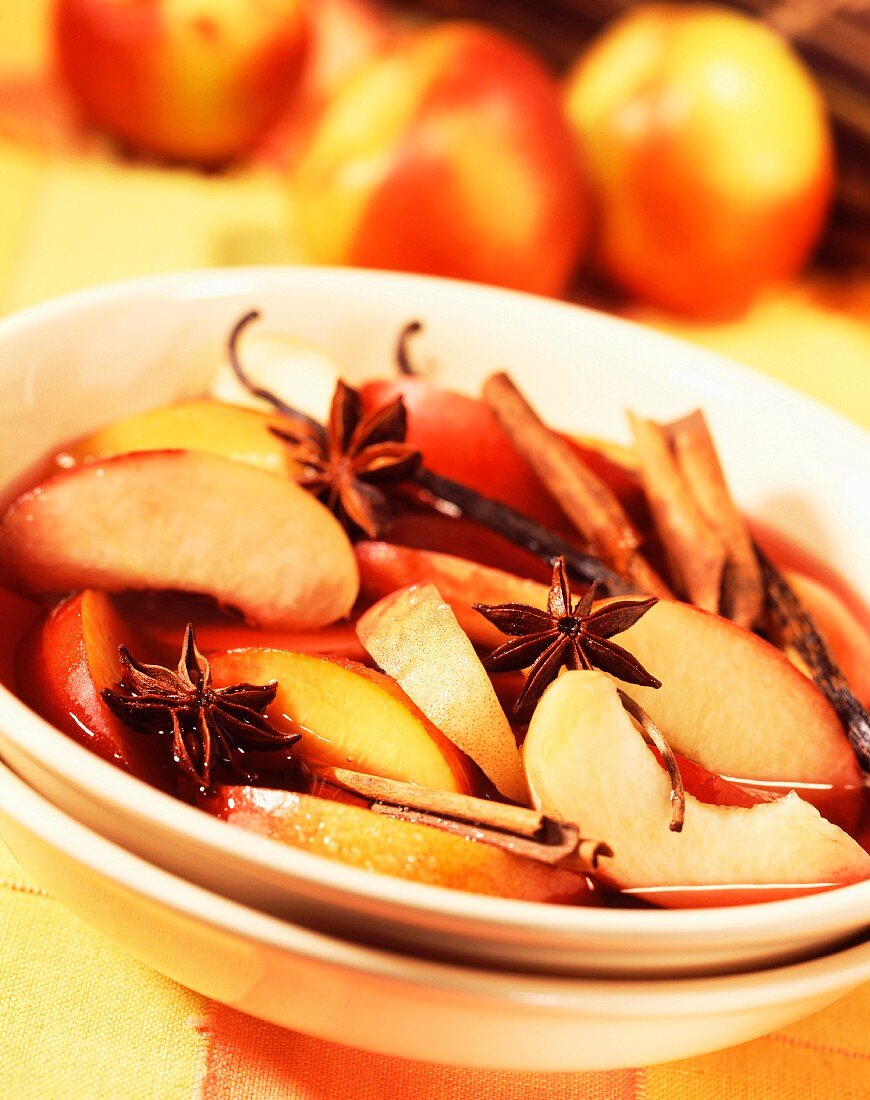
0,267 -> 867,979
1,756 -> 867,1072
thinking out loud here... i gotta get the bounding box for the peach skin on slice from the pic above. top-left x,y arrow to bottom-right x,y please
199,786 -> 593,903
596,597 -> 861,790
356,542 -> 550,646
15,590 -> 170,788
209,649 -> 473,793
524,671 -> 870,899
0,451 -> 359,630
64,399 -> 298,476
357,584 -> 529,805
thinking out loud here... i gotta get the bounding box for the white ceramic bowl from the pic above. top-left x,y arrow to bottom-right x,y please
0,268 -> 867,979
1,756 -> 867,1071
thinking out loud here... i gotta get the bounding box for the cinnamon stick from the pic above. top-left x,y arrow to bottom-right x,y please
311,766 -> 611,871
483,373 -> 672,599
668,411 -> 764,629
628,410 -> 764,628
628,412 -> 726,614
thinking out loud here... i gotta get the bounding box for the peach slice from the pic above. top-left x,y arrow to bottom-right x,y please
199,786 -> 592,903
63,399 -> 296,476
356,542 -> 549,646
209,648 -> 472,793
357,584 -> 528,805
0,450 -> 358,630
596,597 -> 861,789
524,671 -> 870,897
15,589 -> 170,787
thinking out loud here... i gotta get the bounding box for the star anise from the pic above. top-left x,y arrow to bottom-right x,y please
474,556 -> 662,717
269,380 -> 421,539
102,624 -> 300,788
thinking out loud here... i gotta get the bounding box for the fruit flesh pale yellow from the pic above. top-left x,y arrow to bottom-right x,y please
597,597 -> 860,788
209,648 -> 470,793
357,583 -> 529,805
524,671 -> 870,892
0,450 -> 359,630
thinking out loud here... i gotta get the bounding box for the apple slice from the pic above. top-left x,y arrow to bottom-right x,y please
15,590 -> 170,787
198,786 -> 592,903
356,542 -> 549,646
524,671 -> 870,898
0,451 -> 359,630
595,597 -> 861,789
209,648 -> 473,793
357,584 -> 529,805
64,399 -> 297,476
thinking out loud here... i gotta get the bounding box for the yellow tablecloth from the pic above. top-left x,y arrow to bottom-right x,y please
1,4 -> 868,1094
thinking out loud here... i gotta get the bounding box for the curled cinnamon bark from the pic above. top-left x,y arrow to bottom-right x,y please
628,410 -> 763,629
483,373 -> 672,599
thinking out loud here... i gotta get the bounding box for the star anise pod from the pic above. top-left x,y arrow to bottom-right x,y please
269,380 -> 421,539
102,624 -> 300,788
474,556 -> 662,717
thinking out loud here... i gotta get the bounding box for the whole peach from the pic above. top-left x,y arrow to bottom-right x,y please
55,0 -> 310,165
293,21 -> 588,297
564,4 -> 834,317
258,0 -> 392,165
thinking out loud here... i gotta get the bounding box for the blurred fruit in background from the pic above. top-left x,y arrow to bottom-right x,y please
259,0 -> 393,166
0,0 -> 864,352
54,0 -> 310,165
293,21 -> 589,297
564,3 -> 835,318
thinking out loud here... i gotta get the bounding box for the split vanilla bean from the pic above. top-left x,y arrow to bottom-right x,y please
758,549 -> 870,771
226,310 -> 633,593
228,310 -> 324,435
412,467 -> 634,593
396,320 -> 424,375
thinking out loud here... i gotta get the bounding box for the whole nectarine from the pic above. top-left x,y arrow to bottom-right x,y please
257,0 -> 392,165
564,4 -> 834,317
294,21 -> 588,296
55,0 -> 309,164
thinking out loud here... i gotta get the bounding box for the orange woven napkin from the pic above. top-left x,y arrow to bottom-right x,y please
1,834 -> 868,1099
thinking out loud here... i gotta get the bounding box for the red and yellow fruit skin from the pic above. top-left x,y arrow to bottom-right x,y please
15,590 -> 172,789
54,0 -> 310,164
360,378 -> 646,528
295,21 -> 588,297
564,4 -> 834,318
258,0 -> 392,165
209,648 -> 476,795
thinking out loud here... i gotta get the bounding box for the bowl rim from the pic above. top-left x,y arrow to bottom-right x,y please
2,753 -> 868,1011
0,265 -> 868,944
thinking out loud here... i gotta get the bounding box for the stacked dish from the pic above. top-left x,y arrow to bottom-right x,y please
0,268 -> 867,1071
